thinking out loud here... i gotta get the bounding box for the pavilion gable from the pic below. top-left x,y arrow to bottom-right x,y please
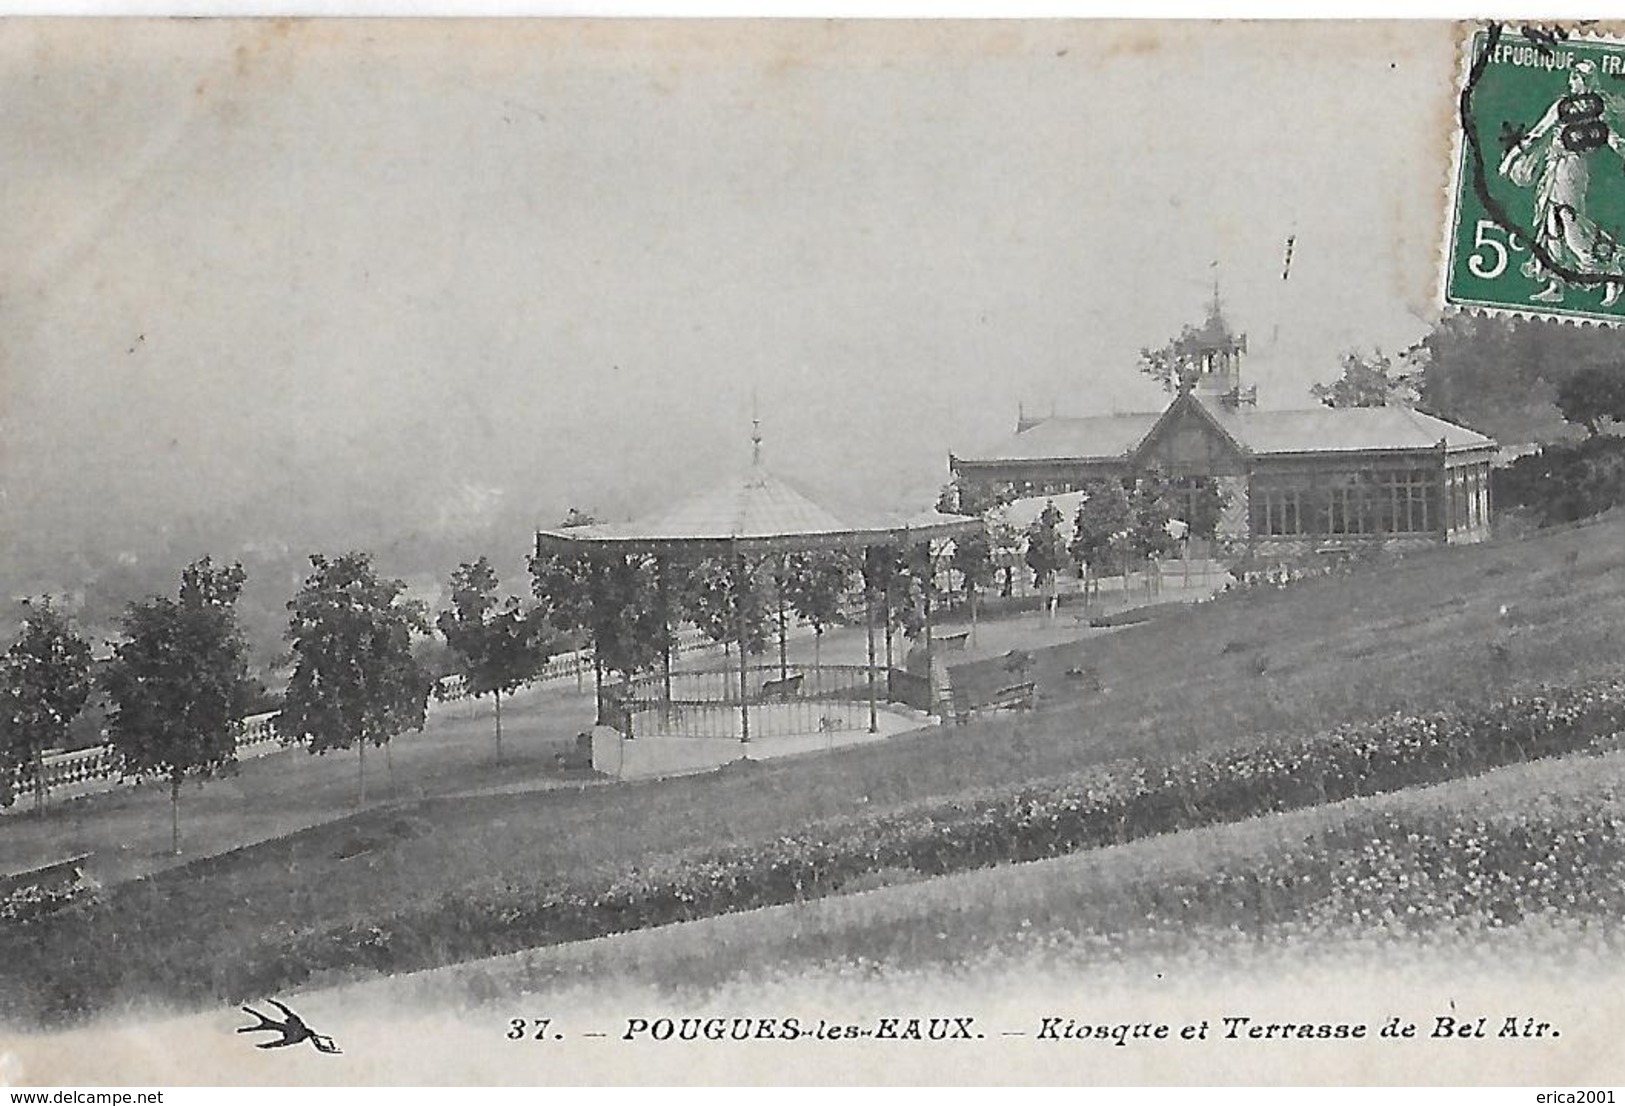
1130,393 -> 1249,476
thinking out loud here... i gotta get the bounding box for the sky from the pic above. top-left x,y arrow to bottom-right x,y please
0,19 -> 1464,565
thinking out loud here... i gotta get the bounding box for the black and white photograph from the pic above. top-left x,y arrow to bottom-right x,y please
0,16 -> 1622,1088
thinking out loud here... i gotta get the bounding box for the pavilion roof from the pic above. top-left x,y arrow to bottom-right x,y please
536,467 -> 980,555
1205,403 -> 1496,454
955,399 -> 1495,466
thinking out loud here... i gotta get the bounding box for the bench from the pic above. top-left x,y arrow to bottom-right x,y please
936,630 -> 970,652
988,682 -> 1036,711
759,672 -> 804,699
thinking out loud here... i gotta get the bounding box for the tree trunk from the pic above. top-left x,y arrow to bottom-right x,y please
777,597 -> 788,680
170,773 -> 182,855
494,688 -> 504,765
922,563 -> 936,717
865,590 -> 878,734
385,737 -> 396,799
657,557 -> 672,710
357,740 -> 367,807
776,556 -> 788,680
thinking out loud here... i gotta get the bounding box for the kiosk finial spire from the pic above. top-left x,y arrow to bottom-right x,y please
750,387 -> 764,469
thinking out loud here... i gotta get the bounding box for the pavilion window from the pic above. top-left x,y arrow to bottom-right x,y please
1408,469 -> 1432,533
1250,479 -> 1306,537
1365,467 -> 1430,532
1324,478 -> 1371,537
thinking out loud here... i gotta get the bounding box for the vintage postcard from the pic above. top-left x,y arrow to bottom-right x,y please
2,18 -> 1624,1090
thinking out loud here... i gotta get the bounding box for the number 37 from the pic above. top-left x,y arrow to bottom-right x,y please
1466,219 -> 1525,280
507,1018 -> 553,1040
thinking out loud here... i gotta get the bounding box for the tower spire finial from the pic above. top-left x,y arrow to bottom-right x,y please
750,390 -> 762,468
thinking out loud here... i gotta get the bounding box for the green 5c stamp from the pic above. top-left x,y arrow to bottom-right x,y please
1448,25 -> 1625,322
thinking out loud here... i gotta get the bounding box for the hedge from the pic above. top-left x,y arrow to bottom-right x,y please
275,674 -> 1625,989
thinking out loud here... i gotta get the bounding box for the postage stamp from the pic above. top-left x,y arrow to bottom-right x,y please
1447,25 -> 1625,323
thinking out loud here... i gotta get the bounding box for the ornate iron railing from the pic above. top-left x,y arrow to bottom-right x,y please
601,662 -> 907,740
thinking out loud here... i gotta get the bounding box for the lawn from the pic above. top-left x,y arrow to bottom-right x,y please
14,744 -> 1621,1087
0,681 -> 600,886
305,742 -> 1625,1016
6,511 -> 1625,1025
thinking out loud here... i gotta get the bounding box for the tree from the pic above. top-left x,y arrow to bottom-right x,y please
1555,364 -> 1625,437
437,557 -> 552,765
685,555 -> 772,658
1181,476 -> 1229,540
948,522 -> 994,625
1127,475 -> 1180,563
939,478 -> 1014,518
941,479 -> 1018,599
1137,303 -> 1245,394
1417,313 -> 1611,444
1024,501 -> 1068,614
988,515 -> 1025,598
897,540 -> 940,642
0,598 -> 93,814
102,559 -> 254,853
1494,435 -> 1625,525
860,545 -> 914,668
780,551 -> 854,671
589,554 -> 667,682
1311,348 -> 1418,409
530,545 -> 664,718
528,508 -> 604,653
528,544 -> 597,692
282,552 -> 432,807
1070,480 -> 1132,590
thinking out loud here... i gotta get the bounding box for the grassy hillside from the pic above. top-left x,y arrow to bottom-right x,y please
8,511 -> 1625,1024
316,744 -> 1625,1013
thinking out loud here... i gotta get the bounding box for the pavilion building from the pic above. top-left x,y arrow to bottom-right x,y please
949,313 -> 1497,555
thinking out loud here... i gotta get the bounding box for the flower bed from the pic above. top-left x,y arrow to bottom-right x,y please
0,870 -> 99,924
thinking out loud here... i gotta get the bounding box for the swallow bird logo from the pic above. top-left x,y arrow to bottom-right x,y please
237,999 -> 342,1054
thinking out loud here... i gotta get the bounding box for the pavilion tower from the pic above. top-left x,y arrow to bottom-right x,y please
1182,285 -> 1256,409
